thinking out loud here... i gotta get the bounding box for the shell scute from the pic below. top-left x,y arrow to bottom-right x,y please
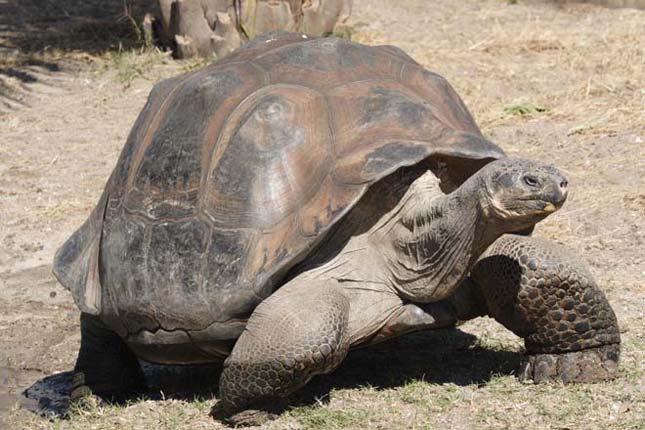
203,84 -> 332,230
297,177 -> 360,237
124,63 -> 263,219
99,216 -> 149,325
401,66 -> 480,134
203,228 -> 258,321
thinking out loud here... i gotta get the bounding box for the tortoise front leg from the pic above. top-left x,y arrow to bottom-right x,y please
466,234 -> 620,383
215,280 -> 351,426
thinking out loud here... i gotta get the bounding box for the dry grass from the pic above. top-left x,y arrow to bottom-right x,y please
100,47 -> 174,88
5,324 -> 643,429
351,0 -> 645,133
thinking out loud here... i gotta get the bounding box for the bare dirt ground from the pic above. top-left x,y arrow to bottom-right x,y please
1,0 -> 643,429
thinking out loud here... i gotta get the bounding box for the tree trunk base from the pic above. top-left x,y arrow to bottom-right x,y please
154,0 -> 353,59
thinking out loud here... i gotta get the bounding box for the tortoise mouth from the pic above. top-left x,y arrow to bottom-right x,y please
493,196 -> 565,222
533,196 -> 565,214
537,188 -> 568,213
541,202 -> 558,213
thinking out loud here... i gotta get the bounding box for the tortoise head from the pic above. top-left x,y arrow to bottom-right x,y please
477,158 -> 569,230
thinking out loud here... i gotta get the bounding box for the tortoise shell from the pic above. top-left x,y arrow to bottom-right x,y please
53,33 -> 504,340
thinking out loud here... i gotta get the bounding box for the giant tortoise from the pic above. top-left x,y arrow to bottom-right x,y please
53,32 -> 620,424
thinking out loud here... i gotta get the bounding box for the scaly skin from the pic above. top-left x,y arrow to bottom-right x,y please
468,234 -> 620,383
216,233 -> 620,426
216,280 -> 351,424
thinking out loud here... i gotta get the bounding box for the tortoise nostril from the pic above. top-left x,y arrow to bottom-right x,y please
560,180 -> 568,189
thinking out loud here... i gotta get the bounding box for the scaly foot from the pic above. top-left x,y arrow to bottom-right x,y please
519,344 -> 619,383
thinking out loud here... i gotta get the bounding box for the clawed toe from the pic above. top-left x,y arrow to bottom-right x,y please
211,400 -> 284,427
69,388 -> 106,412
519,343 -> 620,384
224,409 -> 278,427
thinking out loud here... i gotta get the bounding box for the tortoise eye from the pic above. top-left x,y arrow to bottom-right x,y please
523,175 -> 539,187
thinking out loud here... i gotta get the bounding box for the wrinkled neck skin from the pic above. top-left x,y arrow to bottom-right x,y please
371,172 -> 507,303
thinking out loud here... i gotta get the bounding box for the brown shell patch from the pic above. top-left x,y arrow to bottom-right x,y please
216,31 -> 309,66
203,84 -> 332,229
297,176 -> 361,237
329,80 -> 448,150
124,63 -> 264,219
400,66 -> 480,134
253,37 -> 404,90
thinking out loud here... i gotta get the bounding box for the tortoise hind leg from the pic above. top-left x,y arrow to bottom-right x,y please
71,313 -> 146,403
215,280 -> 351,426
463,234 -> 620,383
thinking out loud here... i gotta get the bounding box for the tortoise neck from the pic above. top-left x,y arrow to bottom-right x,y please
374,172 -> 500,303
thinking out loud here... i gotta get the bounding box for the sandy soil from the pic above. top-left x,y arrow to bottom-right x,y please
1,0 -> 643,429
